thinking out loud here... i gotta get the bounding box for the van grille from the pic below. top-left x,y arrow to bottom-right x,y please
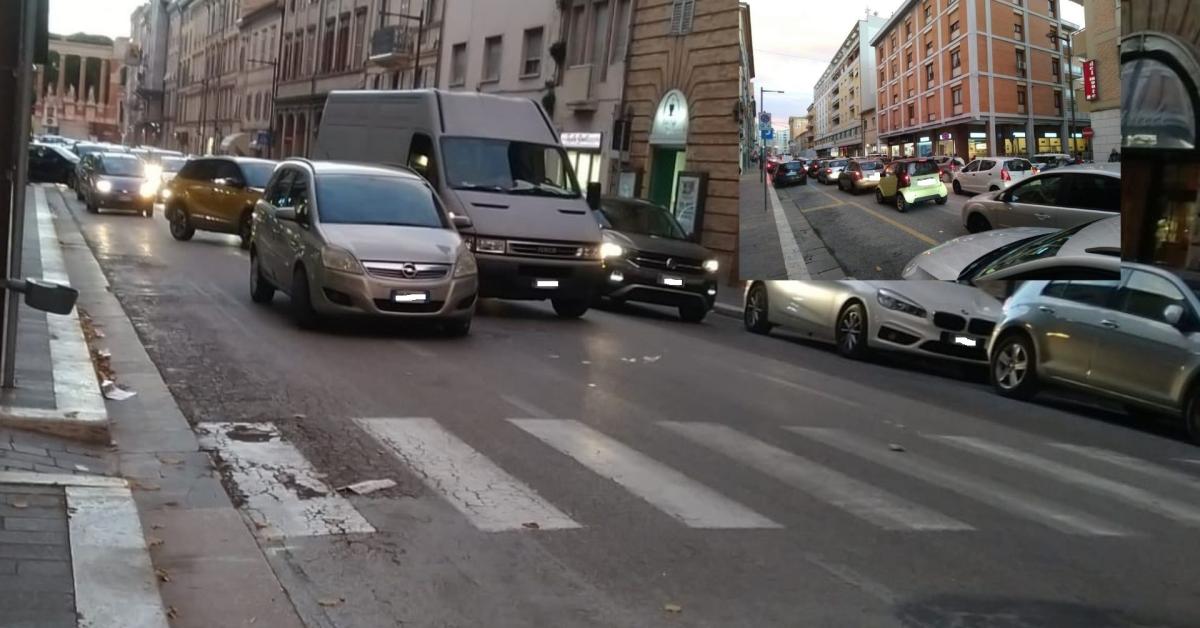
507,240 -> 584,259
362,261 -> 449,280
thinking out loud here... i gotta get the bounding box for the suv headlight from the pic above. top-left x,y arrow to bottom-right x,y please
703,259 -> 719,273
321,246 -> 362,275
476,238 -> 506,254
139,181 -> 158,198
876,288 -> 927,318
600,242 -> 624,259
453,245 -> 478,278
95,180 -> 112,193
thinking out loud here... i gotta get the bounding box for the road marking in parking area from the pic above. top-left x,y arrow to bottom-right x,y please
661,422 -> 971,531
1049,444 -> 1200,492
789,428 -> 1130,536
196,422 -> 376,539
767,181 -> 811,279
357,417 -> 580,531
511,419 -> 781,529
812,187 -> 939,246
932,435 -> 1200,526
796,201 -> 845,214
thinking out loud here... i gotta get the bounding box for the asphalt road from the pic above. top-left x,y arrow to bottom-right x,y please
54,186 -> 1200,628
779,177 -> 973,279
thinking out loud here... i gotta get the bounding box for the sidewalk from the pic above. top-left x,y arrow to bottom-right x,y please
737,172 -> 846,281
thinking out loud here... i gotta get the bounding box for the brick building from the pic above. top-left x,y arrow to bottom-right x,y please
1076,0 -> 1119,160
622,0 -> 741,278
1120,0 -> 1200,271
874,0 -> 1088,161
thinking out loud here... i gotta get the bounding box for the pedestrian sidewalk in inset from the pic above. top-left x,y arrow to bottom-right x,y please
737,172 -> 846,281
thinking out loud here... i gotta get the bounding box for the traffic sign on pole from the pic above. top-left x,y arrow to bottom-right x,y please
1081,127 -> 1094,139
761,128 -> 774,141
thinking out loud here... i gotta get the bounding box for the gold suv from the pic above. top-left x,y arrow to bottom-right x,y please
163,156 -> 277,248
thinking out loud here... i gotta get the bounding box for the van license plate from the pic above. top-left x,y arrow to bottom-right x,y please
662,276 -> 684,287
918,179 -> 936,186
535,279 -> 559,289
392,291 -> 429,304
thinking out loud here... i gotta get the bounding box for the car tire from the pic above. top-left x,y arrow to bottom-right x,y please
744,283 -> 772,334
935,194 -> 948,205
895,194 -> 908,213
835,301 -> 870,360
142,206 -> 154,218
875,188 -> 886,205
168,204 -> 195,241
952,180 -> 963,195
966,213 -> 992,233
249,252 -> 274,304
1184,385 -> 1200,446
991,332 -> 1039,400
290,266 -> 320,329
238,212 -> 253,250
551,298 -> 590,319
442,317 -> 472,337
679,303 -> 708,323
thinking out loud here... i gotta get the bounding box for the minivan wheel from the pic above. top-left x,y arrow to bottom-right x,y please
290,267 -> 320,328
952,180 -> 963,195
967,213 -> 992,233
551,298 -> 589,319
679,303 -> 708,323
168,205 -> 195,241
1185,387 -> 1200,446
249,253 -> 274,304
836,302 -> 870,360
991,332 -> 1039,400
238,213 -> 253,249
744,284 -> 772,334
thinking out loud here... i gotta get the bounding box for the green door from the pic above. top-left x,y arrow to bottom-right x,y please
649,147 -> 683,208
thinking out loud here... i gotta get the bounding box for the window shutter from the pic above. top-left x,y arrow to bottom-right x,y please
670,0 -> 694,35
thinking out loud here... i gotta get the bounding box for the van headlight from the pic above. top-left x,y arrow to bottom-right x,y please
139,181 -> 159,198
476,238 -> 506,254
600,242 -> 624,259
95,180 -> 112,193
876,288 -> 927,318
703,259 -> 719,273
321,246 -> 362,275
453,245 -> 478,277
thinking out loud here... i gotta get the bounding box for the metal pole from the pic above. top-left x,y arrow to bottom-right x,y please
761,87 -> 766,213
1067,31 -> 1077,160
2,0 -> 38,387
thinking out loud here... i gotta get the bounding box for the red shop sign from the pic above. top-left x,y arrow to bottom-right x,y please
1082,59 -> 1098,101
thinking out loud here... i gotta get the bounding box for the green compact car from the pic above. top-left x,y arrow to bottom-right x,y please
875,158 -> 949,212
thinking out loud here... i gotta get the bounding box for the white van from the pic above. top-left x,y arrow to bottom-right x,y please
313,89 -> 604,318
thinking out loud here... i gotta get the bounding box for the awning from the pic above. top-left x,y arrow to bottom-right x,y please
219,133 -> 251,155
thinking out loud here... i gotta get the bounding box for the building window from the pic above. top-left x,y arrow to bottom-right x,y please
568,3 -> 587,65
520,27 -> 543,77
891,34 -> 897,53
482,36 -> 502,83
925,62 -> 934,86
925,38 -> 933,57
907,103 -> 915,124
590,0 -> 612,66
335,16 -> 350,71
879,68 -> 886,84
1049,29 -> 1059,49
906,50 -> 912,69
1015,49 -> 1026,77
1014,22 -> 1023,40
352,10 -> 367,69
450,42 -> 466,86
923,1 -> 931,21
904,20 -> 912,38
321,19 -> 335,73
1054,89 -> 1062,113
1048,0 -> 1057,17
1017,86 -> 1026,112
669,0 -> 695,35
952,86 -> 962,105
949,18 -> 960,40
950,48 -> 961,76
1052,58 -> 1060,81
891,61 -> 897,76
611,0 -> 632,63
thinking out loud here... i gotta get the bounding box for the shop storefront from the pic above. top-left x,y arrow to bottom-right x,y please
562,132 -> 605,193
967,130 -> 989,159
1121,30 -> 1200,270
936,132 -> 955,156
916,135 -> 933,157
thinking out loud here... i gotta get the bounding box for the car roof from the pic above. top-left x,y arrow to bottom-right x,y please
98,151 -> 140,160
1037,162 -> 1121,176
1059,216 -> 1121,257
287,159 -> 425,180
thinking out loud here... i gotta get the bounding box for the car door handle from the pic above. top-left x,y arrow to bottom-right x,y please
1099,319 -> 1120,329
1037,306 -> 1055,314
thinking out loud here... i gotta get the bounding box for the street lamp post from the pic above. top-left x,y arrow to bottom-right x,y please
380,8 -> 426,89
760,87 -> 784,212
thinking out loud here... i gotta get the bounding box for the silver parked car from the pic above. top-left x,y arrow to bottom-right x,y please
988,264 -> 1200,443
744,280 -> 1002,364
249,160 -> 478,334
961,163 -> 1121,233
903,216 -> 1121,282
818,158 -> 849,185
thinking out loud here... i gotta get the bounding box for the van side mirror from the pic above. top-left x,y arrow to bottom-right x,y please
451,214 -> 472,229
586,181 -> 601,210
1163,304 -> 1185,327
5,279 -> 78,315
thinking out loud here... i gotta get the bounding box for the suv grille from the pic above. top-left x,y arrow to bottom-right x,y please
508,240 -> 584,258
362,262 -> 449,280
630,251 -> 705,274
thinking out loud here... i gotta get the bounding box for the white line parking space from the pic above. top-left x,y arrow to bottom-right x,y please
357,417 -> 580,532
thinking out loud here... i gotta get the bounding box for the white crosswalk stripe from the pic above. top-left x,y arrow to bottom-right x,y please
356,418 -> 580,532
661,422 -> 972,531
196,423 -> 375,539
932,435 -> 1200,526
787,428 -> 1130,536
509,419 -> 781,529
1048,443 -> 1200,492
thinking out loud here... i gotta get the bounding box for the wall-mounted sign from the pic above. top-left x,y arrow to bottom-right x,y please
1044,132 -> 1058,138
918,136 -> 931,142
617,170 -> 641,199
672,171 -> 708,241
1082,59 -> 1098,101
1013,131 -> 1026,137
649,90 -> 690,147
562,132 -> 603,150
969,132 -> 986,139
938,132 -> 952,140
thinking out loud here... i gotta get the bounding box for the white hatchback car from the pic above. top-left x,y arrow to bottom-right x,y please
952,157 -> 1037,195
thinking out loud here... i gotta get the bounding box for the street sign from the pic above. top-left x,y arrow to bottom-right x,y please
1082,127 -> 1094,139
761,128 -> 774,141
759,111 -> 771,127
1082,59 -> 1098,101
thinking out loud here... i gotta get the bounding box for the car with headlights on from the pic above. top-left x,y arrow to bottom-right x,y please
875,157 -> 948,212
773,160 -> 808,187
902,216 -> 1120,282
80,153 -> 156,216
594,197 -> 718,322
71,142 -> 129,196
960,163 -> 1120,233
743,280 -> 1001,363
249,160 -> 478,334
163,156 -> 276,248
988,264 -> 1200,444
837,158 -> 885,193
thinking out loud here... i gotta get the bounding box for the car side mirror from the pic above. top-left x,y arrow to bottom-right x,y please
1163,304 -> 1185,327
450,214 -> 472,229
5,278 -> 78,315
275,207 -> 297,222
586,181 -> 601,210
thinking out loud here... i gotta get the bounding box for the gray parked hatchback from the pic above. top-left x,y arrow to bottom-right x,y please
961,163 -> 1120,233
988,264 -> 1200,443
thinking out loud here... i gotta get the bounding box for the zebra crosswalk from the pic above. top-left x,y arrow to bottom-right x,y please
197,418 -> 1200,541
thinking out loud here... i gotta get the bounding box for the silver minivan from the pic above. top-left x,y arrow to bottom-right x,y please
313,89 -> 603,318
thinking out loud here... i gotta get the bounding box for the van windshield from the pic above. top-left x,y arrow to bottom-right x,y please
441,137 -> 581,198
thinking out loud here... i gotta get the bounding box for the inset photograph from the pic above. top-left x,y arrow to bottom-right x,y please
739,0 -> 1118,281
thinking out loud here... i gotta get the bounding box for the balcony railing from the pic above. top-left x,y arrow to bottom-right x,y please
369,25 -> 417,66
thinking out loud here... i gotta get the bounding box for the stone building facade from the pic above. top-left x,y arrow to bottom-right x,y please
32,36 -> 129,142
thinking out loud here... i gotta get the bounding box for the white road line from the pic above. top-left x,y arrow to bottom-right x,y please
788,428 -> 1129,536
749,370 -> 864,409
1049,443 -> 1200,492
768,182 -> 811,279
932,435 -> 1200,526
660,422 -> 970,531
68,486 -> 171,628
510,419 -> 780,529
196,423 -> 375,539
356,418 -> 580,531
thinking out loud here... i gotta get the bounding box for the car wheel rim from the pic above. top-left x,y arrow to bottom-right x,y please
995,342 -> 1028,390
840,309 -> 862,352
746,290 -> 764,327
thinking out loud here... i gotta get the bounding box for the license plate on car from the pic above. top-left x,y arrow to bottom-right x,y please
391,291 -> 429,303
662,276 -> 684,287
117,194 -> 132,201
951,335 -> 978,348
535,279 -> 559,289
918,179 -> 936,186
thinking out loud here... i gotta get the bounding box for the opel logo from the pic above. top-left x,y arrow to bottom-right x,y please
401,263 -> 418,278
666,258 -> 677,270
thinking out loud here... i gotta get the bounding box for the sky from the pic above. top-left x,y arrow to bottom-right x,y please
747,0 -> 1086,126
49,0 -> 144,39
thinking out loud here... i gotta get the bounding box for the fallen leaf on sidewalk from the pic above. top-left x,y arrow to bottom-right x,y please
642,355 -> 661,363
548,354 -> 560,359
155,568 -> 171,583
336,478 -> 396,495
664,603 -> 683,613
147,536 -> 164,548
293,413 -> 307,420
587,383 -> 597,388
317,597 -> 345,607
888,443 -> 905,452
581,360 -> 591,365
521,522 -> 540,529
